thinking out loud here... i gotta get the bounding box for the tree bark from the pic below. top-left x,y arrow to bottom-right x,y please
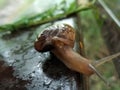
101,18 -> 120,78
98,3 -> 120,78
73,0 -> 90,90
74,15 -> 89,90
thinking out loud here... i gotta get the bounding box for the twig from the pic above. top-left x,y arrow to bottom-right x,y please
98,0 -> 120,27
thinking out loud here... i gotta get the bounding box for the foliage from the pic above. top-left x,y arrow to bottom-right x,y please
80,6 -> 120,90
0,0 -> 95,32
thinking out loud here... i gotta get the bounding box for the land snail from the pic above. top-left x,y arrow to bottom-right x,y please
34,24 -> 120,86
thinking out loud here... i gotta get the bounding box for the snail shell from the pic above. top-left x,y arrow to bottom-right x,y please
34,24 -> 75,52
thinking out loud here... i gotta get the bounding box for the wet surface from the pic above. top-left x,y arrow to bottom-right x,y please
0,28 -> 79,90
0,0 -> 81,90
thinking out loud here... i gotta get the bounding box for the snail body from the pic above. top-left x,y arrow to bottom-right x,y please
34,24 -> 120,86
51,45 -> 93,76
34,24 -> 93,76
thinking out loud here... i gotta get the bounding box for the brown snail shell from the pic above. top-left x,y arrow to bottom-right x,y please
34,24 -> 75,52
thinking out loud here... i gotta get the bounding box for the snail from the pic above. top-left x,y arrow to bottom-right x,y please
34,24 -> 120,86
34,24 -> 75,52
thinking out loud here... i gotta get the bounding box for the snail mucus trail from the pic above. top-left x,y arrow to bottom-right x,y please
34,24 -> 120,86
